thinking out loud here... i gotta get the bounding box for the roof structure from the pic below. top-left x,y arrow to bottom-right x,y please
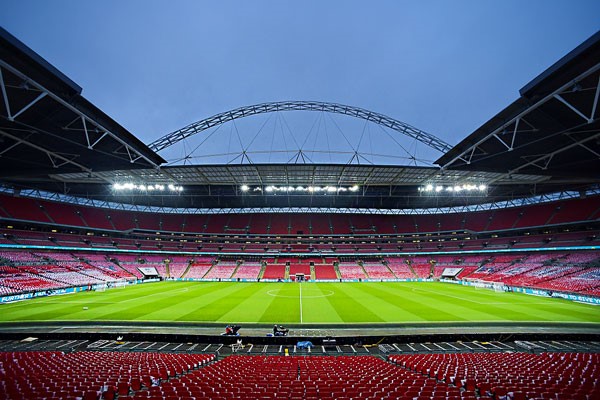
438,31 -> 600,183
45,164 -> 548,209
0,28 -> 598,211
0,27 -> 164,182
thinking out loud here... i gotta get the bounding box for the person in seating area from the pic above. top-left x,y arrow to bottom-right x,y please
223,324 -> 241,335
273,325 -> 289,336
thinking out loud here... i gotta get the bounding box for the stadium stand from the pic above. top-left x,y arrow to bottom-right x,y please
314,264 -> 337,280
289,263 -> 311,280
204,261 -> 237,279
389,352 -> 600,400
362,262 -> 395,279
411,263 -> 432,279
0,351 -> 214,400
232,261 -> 262,280
385,259 -> 416,279
262,264 -> 286,280
183,263 -> 211,279
1,193 -> 599,236
337,261 -> 367,280
149,355 -> 457,400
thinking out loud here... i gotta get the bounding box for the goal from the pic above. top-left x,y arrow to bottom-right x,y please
470,279 -> 506,293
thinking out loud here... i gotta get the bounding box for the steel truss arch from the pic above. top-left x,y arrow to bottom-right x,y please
148,101 -> 453,154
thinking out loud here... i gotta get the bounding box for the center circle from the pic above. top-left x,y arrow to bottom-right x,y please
267,289 -> 335,298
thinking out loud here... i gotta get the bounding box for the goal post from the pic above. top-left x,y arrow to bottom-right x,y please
468,279 -> 506,293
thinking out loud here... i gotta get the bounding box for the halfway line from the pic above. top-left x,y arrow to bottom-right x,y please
299,283 -> 303,324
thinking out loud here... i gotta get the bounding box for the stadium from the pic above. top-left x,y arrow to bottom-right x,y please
1,15 -> 600,400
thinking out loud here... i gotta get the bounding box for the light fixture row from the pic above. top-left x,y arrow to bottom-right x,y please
418,184 -> 487,193
112,183 -> 184,192
241,185 -> 360,193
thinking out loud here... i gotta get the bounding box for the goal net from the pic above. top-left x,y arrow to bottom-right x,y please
470,279 -> 506,293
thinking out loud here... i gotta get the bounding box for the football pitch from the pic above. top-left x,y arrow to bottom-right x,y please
0,281 -> 599,326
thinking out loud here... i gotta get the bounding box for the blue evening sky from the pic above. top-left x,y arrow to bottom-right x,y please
1,1 -> 599,164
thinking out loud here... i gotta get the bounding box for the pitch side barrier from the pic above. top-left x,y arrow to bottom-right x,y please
0,279 -> 146,304
444,279 -> 600,305
173,278 -> 432,283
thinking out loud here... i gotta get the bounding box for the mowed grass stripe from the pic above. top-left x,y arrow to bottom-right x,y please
0,282 -> 190,322
0,281 -> 599,325
91,282 -> 228,321
258,284 -> 300,324
409,283 -> 600,322
173,282 -> 269,322
406,284 -> 541,322
301,283 -> 344,323
356,283 -> 467,322
223,284 -> 290,323
318,283 -> 385,323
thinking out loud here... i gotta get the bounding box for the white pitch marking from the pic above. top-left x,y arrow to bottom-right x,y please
299,283 -> 303,324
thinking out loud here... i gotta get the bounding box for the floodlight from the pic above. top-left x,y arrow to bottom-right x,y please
240,185 -> 249,192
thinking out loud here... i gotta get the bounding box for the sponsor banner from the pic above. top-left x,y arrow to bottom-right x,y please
138,267 -> 159,276
0,286 -> 85,303
457,280 -> 600,305
441,268 -> 462,277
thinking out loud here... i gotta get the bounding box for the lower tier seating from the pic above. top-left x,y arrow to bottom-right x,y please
0,351 -> 214,400
1,350 -> 599,400
389,352 -> 600,400
137,355 -> 453,400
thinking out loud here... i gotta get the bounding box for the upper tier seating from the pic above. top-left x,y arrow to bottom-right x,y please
1,193 -> 599,235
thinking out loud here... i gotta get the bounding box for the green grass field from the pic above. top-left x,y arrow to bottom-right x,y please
0,281 -> 599,325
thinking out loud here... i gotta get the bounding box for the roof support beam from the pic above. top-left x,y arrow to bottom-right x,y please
0,128 -> 96,175
441,62 -> 600,170
9,91 -> 47,121
0,67 -> 11,119
0,60 -> 161,169
591,74 -> 600,122
553,94 -> 591,123
509,131 -> 600,175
